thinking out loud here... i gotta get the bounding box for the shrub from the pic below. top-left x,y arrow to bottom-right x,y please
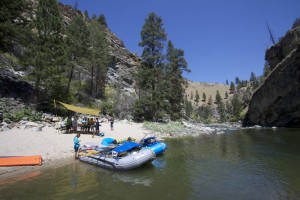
4,108 -> 43,122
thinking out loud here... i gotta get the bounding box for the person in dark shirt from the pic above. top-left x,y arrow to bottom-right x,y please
110,116 -> 114,130
93,118 -> 100,138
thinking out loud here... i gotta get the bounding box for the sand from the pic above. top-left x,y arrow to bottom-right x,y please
0,120 -> 151,179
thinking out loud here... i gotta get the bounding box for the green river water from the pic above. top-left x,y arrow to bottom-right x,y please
1,128 -> 300,200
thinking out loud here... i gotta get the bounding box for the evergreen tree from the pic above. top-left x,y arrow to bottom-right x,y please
231,93 -> 242,121
88,18 -> 110,98
84,10 -> 89,20
225,91 -> 228,99
190,91 -> 193,100
97,14 -> 107,27
65,14 -> 89,94
184,99 -> 193,118
208,95 -> 213,105
0,0 -> 28,51
197,105 -> 213,123
215,90 -> 222,104
165,40 -> 189,120
250,71 -> 256,82
194,90 -> 200,106
202,92 -> 206,102
226,80 -> 229,85
217,101 -> 226,122
250,71 -> 259,89
230,81 -> 235,94
24,0 -> 65,100
292,18 -> 300,29
235,77 -> 240,85
135,12 -> 167,121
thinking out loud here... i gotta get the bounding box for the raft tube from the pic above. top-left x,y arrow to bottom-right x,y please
79,148 -> 155,170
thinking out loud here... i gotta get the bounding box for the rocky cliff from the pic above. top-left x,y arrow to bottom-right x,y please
243,25 -> 300,127
59,3 -> 140,96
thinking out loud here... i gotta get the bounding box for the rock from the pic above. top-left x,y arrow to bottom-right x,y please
243,26 -> 300,128
32,126 -> 42,132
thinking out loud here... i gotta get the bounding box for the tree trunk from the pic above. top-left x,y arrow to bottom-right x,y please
67,65 -> 74,94
90,65 -> 94,95
95,66 -> 100,96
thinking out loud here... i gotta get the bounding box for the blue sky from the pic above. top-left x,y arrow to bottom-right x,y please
59,0 -> 300,84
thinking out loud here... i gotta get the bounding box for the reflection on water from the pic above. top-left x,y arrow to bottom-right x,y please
1,128 -> 300,200
112,173 -> 152,186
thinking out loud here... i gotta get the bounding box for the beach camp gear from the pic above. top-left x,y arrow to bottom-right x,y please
101,138 -> 116,146
56,101 -> 100,116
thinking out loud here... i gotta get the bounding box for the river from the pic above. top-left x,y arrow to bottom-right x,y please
1,128 -> 300,200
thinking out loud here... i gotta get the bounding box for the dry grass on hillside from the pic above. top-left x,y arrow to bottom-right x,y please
185,81 -> 232,107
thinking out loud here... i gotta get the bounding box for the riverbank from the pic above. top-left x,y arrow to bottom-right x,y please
0,119 -> 242,180
0,120 -> 152,179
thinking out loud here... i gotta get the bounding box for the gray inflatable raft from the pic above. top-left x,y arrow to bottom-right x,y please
79,142 -> 156,170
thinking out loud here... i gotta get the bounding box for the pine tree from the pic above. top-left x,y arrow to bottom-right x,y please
184,99 -> 193,118
217,101 -> 226,122
165,40 -> 189,120
194,90 -> 200,106
97,14 -> 107,27
0,0 -> 28,51
202,92 -> 206,102
65,14 -> 89,94
88,18 -> 110,98
208,95 -> 213,105
230,81 -> 235,94
225,91 -> 228,99
190,91 -> 193,100
226,80 -> 229,85
231,93 -> 242,121
24,0 -> 64,100
215,90 -> 222,104
135,12 -> 167,121
250,71 -> 259,89
84,10 -> 89,19
235,77 -> 240,85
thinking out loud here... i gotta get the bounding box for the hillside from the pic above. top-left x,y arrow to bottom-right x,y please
186,81 -> 231,107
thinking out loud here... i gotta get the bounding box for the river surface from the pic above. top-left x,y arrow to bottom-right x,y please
1,128 -> 300,200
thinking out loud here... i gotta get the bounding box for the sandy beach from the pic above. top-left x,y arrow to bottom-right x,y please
0,120 -> 151,179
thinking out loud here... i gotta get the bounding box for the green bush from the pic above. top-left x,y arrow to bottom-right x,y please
101,101 -> 113,116
4,108 -> 43,122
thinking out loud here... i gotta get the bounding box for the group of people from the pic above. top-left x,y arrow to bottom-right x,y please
66,116 -> 108,137
72,115 -> 114,161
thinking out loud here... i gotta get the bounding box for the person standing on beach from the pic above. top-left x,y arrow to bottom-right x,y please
74,133 -> 81,161
93,118 -> 100,138
72,117 -> 78,133
110,116 -> 114,130
66,116 -> 72,133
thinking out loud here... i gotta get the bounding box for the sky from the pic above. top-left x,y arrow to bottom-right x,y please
59,0 -> 300,84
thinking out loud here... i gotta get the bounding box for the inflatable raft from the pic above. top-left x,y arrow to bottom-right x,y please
79,142 -> 155,170
141,137 -> 167,155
